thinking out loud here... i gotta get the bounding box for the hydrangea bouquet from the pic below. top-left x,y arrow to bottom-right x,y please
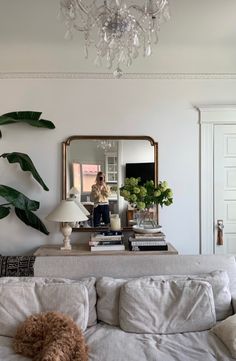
119,177 -> 173,210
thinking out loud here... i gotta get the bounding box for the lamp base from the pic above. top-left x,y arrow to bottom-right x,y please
60,243 -> 72,251
60,224 -> 72,251
60,247 -> 72,251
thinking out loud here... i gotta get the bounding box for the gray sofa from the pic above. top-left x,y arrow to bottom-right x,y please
1,254 -> 236,361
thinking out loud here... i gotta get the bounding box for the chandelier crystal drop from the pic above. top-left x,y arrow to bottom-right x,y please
59,0 -> 170,77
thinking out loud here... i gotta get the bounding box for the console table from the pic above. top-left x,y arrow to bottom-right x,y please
34,243 -> 178,256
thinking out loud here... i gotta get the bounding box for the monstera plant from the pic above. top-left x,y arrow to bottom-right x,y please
0,111 -> 55,235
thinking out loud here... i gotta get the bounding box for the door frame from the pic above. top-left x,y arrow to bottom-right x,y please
197,105 -> 236,254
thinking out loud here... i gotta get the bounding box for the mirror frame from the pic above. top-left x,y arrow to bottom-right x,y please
62,135 -> 158,232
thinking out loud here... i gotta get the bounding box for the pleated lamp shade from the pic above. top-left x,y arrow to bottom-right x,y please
46,200 -> 88,222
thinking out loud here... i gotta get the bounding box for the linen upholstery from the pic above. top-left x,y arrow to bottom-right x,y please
41,276 -> 97,327
96,277 -> 126,326
84,323 -> 235,361
0,279 -> 89,336
34,255 -> 236,294
0,255 -> 236,361
149,270 -> 232,321
0,323 -> 234,361
119,279 -> 216,334
96,271 -> 231,326
211,314 -> 236,358
0,324 -> 235,361
0,276 -> 97,327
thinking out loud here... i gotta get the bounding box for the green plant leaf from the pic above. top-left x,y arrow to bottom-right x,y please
15,208 -> 49,235
0,185 -> 39,211
0,111 -> 55,129
0,206 -> 11,219
1,152 -> 49,191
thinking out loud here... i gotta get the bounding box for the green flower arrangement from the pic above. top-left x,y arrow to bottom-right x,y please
119,177 -> 173,210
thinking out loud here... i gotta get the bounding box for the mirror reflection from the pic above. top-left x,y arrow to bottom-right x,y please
63,137 -> 157,230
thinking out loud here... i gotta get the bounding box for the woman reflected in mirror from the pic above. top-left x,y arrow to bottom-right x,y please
90,171 -> 111,227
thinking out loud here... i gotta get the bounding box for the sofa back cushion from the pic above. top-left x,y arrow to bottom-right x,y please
0,279 -> 89,337
96,270 -> 231,326
150,270 -> 232,321
41,277 -> 97,327
0,276 -> 97,327
34,255 -> 236,295
96,276 -> 126,326
119,278 -> 216,334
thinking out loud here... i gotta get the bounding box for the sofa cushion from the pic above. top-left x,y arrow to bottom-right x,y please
42,277 -> 97,327
198,270 -> 232,320
119,278 -> 216,334
0,276 -> 97,327
150,270 -> 232,321
96,277 -> 127,326
211,314 -> 236,358
96,270 -> 231,326
0,279 -> 89,337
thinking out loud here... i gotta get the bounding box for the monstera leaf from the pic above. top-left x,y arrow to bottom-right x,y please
1,152 -> 49,191
0,206 -> 11,219
0,185 -> 39,211
0,110 -> 54,235
0,111 -> 55,138
0,185 -> 49,234
15,208 -> 49,235
0,111 -> 55,128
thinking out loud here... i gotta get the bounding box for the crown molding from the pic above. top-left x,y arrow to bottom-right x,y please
196,105 -> 236,124
1,72 -> 236,80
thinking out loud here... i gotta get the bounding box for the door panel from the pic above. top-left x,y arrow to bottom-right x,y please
214,125 -> 236,254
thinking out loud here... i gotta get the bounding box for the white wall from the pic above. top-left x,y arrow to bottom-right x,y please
0,77 -> 236,255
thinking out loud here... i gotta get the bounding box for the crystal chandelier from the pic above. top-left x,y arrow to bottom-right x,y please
59,0 -> 170,77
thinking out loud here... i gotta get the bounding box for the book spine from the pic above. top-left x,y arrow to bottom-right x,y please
89,240 -> 124,246
134,233 -> 165,239
131,238 -> 165,242
129,241 -> 167,246
130,245 -> 168,251
134,236 -> 166,241
92,231 -> 123,236
91,245 -> 125,252
91,236 -> 123,241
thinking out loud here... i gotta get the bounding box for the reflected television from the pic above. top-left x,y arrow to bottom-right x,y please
125,162 -> 155,185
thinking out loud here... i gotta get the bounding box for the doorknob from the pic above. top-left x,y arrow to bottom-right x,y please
217,220 -> 224,246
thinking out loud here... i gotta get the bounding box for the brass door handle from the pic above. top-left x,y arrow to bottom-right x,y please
217,220 -> 224,246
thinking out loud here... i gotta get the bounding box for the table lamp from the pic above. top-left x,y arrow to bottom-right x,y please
67,188 -> 90,227
46,199 -> 88,251
68,186 -> 81,201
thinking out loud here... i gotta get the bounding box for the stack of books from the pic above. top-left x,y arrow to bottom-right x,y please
128,231 -> 168,251
89,231 -> 125,252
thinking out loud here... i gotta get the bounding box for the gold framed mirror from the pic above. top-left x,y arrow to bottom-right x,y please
62,135 -> 158,232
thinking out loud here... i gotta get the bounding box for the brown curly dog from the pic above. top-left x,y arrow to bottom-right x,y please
13,311 -> 89,361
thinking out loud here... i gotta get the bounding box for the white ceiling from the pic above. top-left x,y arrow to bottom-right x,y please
0,0 -> 236,73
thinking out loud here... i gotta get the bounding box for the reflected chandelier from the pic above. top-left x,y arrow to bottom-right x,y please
96,140 -> 116,151
59,0 -> 170,77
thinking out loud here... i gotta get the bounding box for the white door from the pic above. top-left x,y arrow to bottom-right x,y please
214,125 -> 236,254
